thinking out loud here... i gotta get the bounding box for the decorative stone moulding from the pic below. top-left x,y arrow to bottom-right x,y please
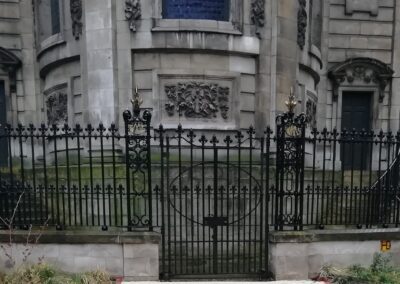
297,0 -> 307,49
345,0 -> 378,16
46,92 -> 68,125
70,0 -> 83,40
164,82 -> 230,119
125,0 -> 141,32
328,58 -> 394,102
251,0 -> 265,37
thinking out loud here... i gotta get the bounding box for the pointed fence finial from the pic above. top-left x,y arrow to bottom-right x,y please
131,85 -> 143,116
285,87 -> 297,113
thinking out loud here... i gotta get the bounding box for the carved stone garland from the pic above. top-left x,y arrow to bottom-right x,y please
125,0 -> 141,32
70,0 -> 83,40
46,92 -> 68,125
306,99 -> 317,129
297,0 -> 307,49
251,0 -> 265,37
165,82 -> 230,119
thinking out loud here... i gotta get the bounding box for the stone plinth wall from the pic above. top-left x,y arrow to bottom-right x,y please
0,231 -> 160,281
269,229 -> 400,280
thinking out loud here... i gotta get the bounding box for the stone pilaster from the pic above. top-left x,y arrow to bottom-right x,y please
82,0 -> 118,125
255,0 -> 274,131
390,0 -> 400,131
275,0 -> 299,114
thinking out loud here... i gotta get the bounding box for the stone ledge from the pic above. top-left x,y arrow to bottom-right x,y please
0,230 -> 161,245
269,228 -> 400,243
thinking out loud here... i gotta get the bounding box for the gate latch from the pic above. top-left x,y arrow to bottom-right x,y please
204,216 -> 228,227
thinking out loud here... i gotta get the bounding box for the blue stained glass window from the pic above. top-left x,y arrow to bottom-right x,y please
163,0 -> 230,21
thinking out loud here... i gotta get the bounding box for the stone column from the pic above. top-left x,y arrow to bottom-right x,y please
390,0 -> 400,131
275,0 -> 299,114
82,0 -> 118,126
255,0 -> 274,130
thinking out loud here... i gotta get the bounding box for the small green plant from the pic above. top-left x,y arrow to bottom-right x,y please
0,263 -> 112,284
317,253 -> 400,284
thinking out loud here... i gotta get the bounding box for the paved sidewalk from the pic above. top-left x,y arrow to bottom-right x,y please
124,281 -> 322,283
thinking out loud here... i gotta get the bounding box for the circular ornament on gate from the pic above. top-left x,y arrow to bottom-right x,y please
167,161 -> 262,226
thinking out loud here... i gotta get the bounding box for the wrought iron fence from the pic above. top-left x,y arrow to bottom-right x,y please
0,109 -> 400,232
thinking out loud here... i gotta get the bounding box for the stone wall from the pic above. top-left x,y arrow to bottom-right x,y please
0,0 -> 38,125
269,228 -> 400,280
132,52 -> 256,130
0,231 -> 160,281
321,0 -> 395,131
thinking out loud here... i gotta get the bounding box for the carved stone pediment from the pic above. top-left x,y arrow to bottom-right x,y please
0,47 -> 21,74
328,58 -> 394,102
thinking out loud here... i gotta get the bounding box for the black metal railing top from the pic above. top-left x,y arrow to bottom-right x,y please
1,105 -> 400,231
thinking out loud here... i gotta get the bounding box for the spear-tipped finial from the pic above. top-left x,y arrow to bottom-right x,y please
131,85 -> 143,115
285,87 -> 297,113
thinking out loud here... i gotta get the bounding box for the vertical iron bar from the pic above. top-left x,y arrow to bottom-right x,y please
52,125 -> 61,228
29,125 -> 38,224
76,125 -> 83,226
64,124 -> 72,227
212,135 -> 218,274
17,125 -> 26,227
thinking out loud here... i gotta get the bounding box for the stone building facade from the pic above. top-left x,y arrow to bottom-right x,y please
0,0 -> 399,134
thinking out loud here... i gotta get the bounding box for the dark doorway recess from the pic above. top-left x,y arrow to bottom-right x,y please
0,80 -> 8,167
341,91 -> 372,170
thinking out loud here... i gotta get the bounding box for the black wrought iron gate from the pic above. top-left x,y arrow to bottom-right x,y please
156,128 -> 270,279
123,90 -> 306,280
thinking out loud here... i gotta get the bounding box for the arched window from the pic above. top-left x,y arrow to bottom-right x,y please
162,0 -> 230,21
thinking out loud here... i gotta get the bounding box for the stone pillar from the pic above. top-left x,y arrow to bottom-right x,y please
275,0 -> 299,114
390,0 -> 400,131
82,0 -> 118,126
255,0 -> 275,130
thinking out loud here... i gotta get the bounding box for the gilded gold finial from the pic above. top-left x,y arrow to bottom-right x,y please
131,85 -> 143,114
285,87 -> 297,113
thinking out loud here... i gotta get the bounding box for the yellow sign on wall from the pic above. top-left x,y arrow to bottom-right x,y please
381,240 -> 391,252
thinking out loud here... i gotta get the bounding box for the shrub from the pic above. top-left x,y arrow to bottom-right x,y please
0,263 -> 112,284
317,253 -> 400,284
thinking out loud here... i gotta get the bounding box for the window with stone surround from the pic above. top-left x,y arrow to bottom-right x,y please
310,0 -> 322,50
162,0 -> 230,21
153,0 -> 242,35
36,0 -> 63,49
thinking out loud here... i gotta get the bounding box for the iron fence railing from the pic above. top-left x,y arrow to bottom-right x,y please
0,111 -> 400,232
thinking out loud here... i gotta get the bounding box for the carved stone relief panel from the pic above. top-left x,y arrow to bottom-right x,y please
46,90 -> 68,125
158,75 -> 237,128
70,0 -> 83,40
165,82 -> 230,119
306,98 -> 317,129
297,0 -> 307,49
125,0 -> 141,31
